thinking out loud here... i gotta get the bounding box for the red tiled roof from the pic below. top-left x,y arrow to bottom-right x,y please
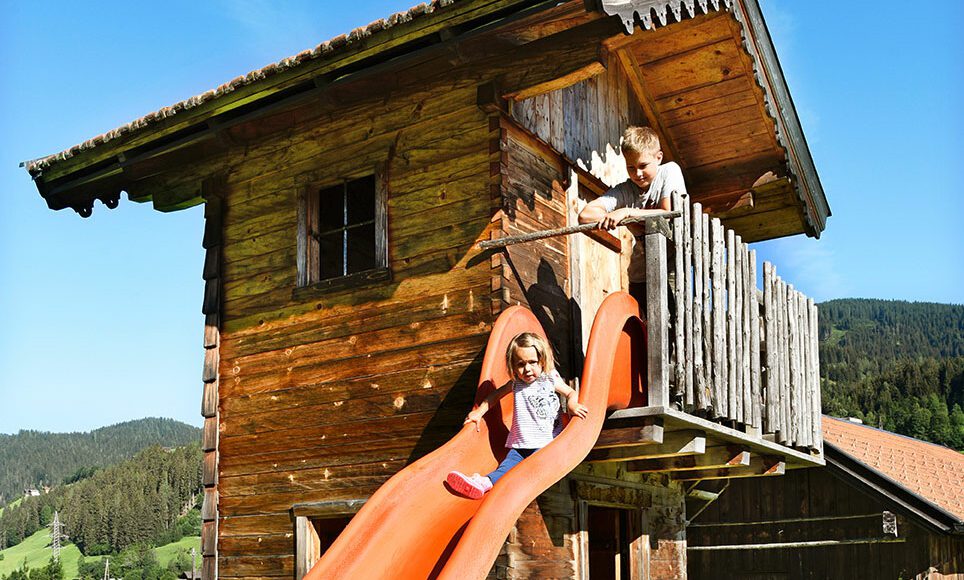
823,415 -> 964,521
24,0 -> 458,174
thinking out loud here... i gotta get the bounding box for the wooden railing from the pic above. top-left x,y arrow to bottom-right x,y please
645,192 -> 822,451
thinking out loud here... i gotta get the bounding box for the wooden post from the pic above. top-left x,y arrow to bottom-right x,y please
749,250 -> 761,429
671,191 -> 686,408
683,194 -> 694,410
763,262 -> 776,435
646,229 -> 669,408
810,298 -> 823,452
733,234 -> 744,425
779,278 -> 790,445
726,229 -> 737,422
701,213 -> 712,413
740,241 -> 752,428
692,204 -> 707,411
711,218 -> 726,418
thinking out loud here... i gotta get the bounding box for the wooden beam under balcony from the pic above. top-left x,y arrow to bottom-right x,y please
587,430 -> 705,463
672,456 -> 785,481
594,416 -> 664,448
627,445 -> 750,473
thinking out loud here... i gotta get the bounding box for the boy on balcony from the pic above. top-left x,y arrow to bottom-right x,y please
577,126 -> 686,308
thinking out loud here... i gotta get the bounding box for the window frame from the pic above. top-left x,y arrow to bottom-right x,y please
297,164 -> 389,294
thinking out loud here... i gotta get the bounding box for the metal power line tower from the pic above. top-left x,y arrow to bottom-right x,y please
50,511 -> 64,562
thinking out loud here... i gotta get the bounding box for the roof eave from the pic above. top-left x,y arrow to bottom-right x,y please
825,442 -> 964,535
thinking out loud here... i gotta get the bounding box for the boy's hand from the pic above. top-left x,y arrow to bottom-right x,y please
567,399 -> 589,419
600,208 -> 633,230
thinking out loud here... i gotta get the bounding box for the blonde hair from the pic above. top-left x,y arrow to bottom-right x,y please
505,332 -> 555,379
620,126 -> 661,156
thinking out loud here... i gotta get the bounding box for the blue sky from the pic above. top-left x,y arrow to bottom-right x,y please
1,1 -> 961,434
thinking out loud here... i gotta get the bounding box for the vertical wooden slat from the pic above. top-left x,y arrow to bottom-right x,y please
749,250 -> 761,429
810,298 -> 823,451
726,229 -> 737,422
779,279 -> 790,445
683,195 -> 694,409
672,191 -> 686,406
740,240 -> 751,428
645,230 -> 669,408
692,203 -> 707,411
763,262 -> 777,435
800,291 -> 812,448
711,218 -> 725,418
701,213 -> 712,414
733,234 -> 745,425
788,288 -> 800,447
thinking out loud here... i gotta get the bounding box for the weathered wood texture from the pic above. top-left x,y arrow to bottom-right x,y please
494,118 -> 577,376
514,52 -> 645,350
487,463 -> 688,580
209,57 -> 504,577
646,201 -> 821,452
688,466 -> 964,580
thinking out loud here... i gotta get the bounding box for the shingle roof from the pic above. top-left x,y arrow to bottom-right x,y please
23,0 -> 457,174
823,415 -> 964,521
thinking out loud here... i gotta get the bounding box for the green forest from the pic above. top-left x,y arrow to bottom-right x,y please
0,418 -> 200,506
818,299 -> 964,449
0,445 -> 202,554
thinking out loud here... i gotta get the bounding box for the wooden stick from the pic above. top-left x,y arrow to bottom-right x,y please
477,210 -> 680,250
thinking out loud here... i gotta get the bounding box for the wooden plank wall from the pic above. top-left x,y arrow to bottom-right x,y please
486,465 -> 688,580
687,467 -> 964,579
513,54 -> 644,347
495,119 -> 575,377
213,73 -> 499,577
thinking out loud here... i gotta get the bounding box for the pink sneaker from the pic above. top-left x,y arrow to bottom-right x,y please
446,471 -> 493,499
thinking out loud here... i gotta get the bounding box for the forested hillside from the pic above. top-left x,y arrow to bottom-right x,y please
819,299 -> 964,449
0,418 -> 200,505
0,445 -> 201,553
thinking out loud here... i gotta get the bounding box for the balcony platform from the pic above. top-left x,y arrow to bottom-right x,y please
590,406 -> 824,482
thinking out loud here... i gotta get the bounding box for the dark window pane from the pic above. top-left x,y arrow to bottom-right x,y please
347,223 -> 377,273
318,184 -> 345,232
346,175 -> 376,225
318,231 -> 344,280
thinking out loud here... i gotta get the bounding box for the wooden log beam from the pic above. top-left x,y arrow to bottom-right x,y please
686,537 -> 907,551
594,416 -> 664,448
626,445 -> 750,473
586,430 -> 705,463
478,211 -> 678,250
671,456 -> 785,481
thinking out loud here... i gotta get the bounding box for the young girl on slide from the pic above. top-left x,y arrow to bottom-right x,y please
447,332 -> 589,499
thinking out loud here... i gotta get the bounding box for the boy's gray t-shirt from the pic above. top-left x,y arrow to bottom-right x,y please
596,161 -> 686,283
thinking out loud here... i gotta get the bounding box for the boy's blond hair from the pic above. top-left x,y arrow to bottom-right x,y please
506,332 -> 555,378
620,126 -> 661,156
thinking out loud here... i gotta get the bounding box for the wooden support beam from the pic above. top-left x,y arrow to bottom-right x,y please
687,537 -> 906,551
671,456 -> 785,481
627,446 -> 750,473
595,416 -> 664,448
586,430 -> 705,463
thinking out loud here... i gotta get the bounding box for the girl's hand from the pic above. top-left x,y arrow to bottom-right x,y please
464,410 -> 484,431
567,400 -> 589,419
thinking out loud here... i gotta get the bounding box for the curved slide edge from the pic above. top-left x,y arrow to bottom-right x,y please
304,305 -> 549,580
436,291 -> 646,578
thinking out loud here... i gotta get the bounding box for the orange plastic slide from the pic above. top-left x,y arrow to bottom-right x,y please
305,292 -> 646,580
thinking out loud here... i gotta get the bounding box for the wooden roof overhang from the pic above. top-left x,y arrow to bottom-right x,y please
826,443 -> 964,535
22,0 -> 828,242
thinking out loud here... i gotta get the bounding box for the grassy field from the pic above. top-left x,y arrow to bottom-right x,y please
0,529 -> 198,579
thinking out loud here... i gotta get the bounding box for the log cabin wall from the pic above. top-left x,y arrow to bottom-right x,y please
486,465 -> 687,579
214,72 -> 498,577
687,467 -> 964,579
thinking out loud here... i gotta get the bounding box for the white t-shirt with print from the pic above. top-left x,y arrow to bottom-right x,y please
506,369 -> 563,449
